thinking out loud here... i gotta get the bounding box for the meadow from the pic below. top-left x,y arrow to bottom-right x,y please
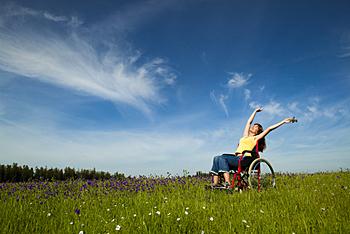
1,171 -> 349,234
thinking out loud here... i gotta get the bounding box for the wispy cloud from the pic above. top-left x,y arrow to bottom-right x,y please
0,117 -> 234,175
249,100 -> 285,116
227,72 -> 251,89
244,89 -> 251,101
249,96 -> 348,124
339,45 -> 350,58
0,4 -> 176,115
0,3 -> 82,27
210,91 -> 229,117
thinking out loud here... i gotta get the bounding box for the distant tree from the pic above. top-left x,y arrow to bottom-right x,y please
0,164 -> 5,182
0,163 -> 124,182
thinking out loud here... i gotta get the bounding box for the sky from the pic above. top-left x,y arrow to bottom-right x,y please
0,0 -> 350,176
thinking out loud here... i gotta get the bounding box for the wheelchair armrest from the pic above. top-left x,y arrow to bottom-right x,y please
240,150 -> 259,158
241,150 -> 253,155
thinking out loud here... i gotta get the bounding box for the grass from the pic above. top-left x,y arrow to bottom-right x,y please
1,171 -> 349,233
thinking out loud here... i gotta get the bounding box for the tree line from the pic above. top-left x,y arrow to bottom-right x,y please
0,163 -> 125,182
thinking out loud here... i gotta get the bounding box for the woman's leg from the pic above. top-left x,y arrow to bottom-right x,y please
210,156 -> 221,185
218,155 -> 240,183
212,175 -> 219,185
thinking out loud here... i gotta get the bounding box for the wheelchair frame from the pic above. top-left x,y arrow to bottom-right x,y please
215,143 -> 276,192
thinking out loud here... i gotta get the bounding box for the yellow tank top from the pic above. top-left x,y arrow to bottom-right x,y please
235,136 -> 256,156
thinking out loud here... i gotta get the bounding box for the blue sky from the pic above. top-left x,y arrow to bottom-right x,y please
0,0 -> 350,176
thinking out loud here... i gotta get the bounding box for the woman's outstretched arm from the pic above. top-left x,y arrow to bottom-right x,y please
255,117 -> 296,141
243,107 -> 262,136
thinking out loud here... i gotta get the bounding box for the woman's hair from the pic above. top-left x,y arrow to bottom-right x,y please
254,123 -> 266,152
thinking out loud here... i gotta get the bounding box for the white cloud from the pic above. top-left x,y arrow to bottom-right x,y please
227,72 -> 251,89
43,12 -> 68,22
249,96 -> 348,124
0,119 -> 234,176
303,101 -> 345,122
249,100 -> 286,116
210,91 -> 229,117
219,95 -> 229,117
249,101 -> 260,110
1,4 -> 82,27
263,101 -> 285,116
287,102 -> 300,113
0,6 -> 176,115
244,89 -> 251,100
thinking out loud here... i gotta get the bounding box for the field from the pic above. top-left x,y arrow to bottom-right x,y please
1,171 -> 350,233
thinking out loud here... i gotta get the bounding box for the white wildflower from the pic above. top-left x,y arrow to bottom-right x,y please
111,219 -> 115,222
70,221 -> 74,225
185,207 -> 189,210
209,217 -> 214,221
246,225 -> 250,228
107,208 -> 110,212
133,214 -> 137,217
242,219 -> 247,224
47,213 -> 51,217
202,206 -> 206,209
78,231 -> 84,234
321,207 -> 326,211
185,211 -> 189,215
167,213 -> 171,216
176,218 -> 181,221
121,217 -> 125,219
149,212 -> 152,216
156,211 -> 161,215
115,225 -> 121,231
260,209 -> 264,214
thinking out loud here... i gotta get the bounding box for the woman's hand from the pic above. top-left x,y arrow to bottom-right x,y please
255,107 -> 263,112
283,117 -> 297,123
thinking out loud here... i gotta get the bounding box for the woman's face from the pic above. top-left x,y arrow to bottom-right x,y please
250,124 -> 261,135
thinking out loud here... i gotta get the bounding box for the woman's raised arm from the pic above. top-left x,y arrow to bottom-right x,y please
255,117 -> 296,141
243,107 -> 262,136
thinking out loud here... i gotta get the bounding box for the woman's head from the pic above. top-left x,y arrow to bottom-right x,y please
250,123 -> 264,135
252,123 -> 266,152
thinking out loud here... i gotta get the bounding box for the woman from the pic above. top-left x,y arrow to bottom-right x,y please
210,107 -> 295,188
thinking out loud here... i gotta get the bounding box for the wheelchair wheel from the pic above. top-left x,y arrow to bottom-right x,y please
248,158 -> 275,191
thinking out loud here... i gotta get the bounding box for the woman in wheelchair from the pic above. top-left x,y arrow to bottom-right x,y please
210,107 -> 296,188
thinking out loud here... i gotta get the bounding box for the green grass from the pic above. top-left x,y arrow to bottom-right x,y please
1,171 -> 350,233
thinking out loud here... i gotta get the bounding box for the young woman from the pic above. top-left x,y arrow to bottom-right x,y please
210,107 -> 295,188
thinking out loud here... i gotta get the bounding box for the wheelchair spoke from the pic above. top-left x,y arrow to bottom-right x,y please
248,158 -> 275,191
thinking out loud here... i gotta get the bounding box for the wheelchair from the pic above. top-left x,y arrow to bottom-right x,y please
210,144 -> 276,192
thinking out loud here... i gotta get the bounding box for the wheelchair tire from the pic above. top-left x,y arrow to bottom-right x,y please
248,158 -> 276,191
